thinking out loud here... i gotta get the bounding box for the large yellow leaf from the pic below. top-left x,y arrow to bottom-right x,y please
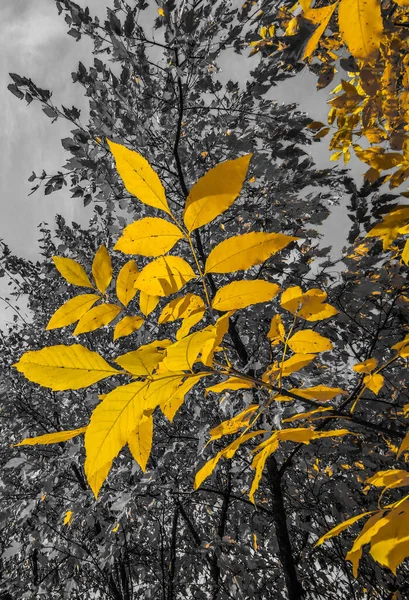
128,415 -> 153,472
281,287 -> 338,321
303,3 -> 338,60
162,329 -> 216,372
85,373 -> 185,497
92,245 -> 112,294
114,340 -> 172,377
46,294 -> 100,330
369,501 -> 409,574
116,260 -> 140,307
212,280 -> 280,311
16,426 -> 87,446
315,511 -> 374,546
338,0 -> 383,62
73,303 -> 121,335
183,154 -> 252,232
139,292 -> 160,316
346,510 -> 388,576
107,139 -> 170,214
113,316 -> 144,341
114,217 -> 185,257
52,256 -> 93,288
288,385 -> 347,401
287,330 -> 333,354
161,373 -> 206,421
13,344 -> 120,391
366,470 -> 409,490
135,256 -> 196,296
204,232 -> 297,274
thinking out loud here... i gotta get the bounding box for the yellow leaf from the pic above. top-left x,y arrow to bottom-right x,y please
13,344 -> 120,391
363,373 -> 384,394
92,245 -> 112,294
139,292 -> 159,316
368,501 -> 409,574
352,357 -> 377,374
212,280 -> 280,311
205,232 -> 297,274
279,353 -> 317,376
402,238 -> 409,266
114,217 -> 185,257
283,407 -> 332,423
366,470 -> 409,490
338,0 -> 383,62
114,340 -> 171,377
46,294 -> 100,330
346,510 -> 388,576
391,334 -> 409,358
85,374 -> 185,497
161,373 -> 205,421
113,315 -> 144,340
52,256 -> 93,288
112,523 -> 120,532
158,293 -> 205,323
116,260 -> 139,307
176,311 -> 205,340
303,3 -> 338,60
267,314 -> 285,345
63,510 -> 73,525
398,431 -> 409,458
287,330 -> 333,354
16,426 -> 87,446
158,7 -> 165,16
183,154 -> 252,232
73,304 -> 121,335
107,139 -> 170,214
315,511 -> 374,546
209,405 -> 259,441
280,286 -> 304,313
135,256 -> 196,296
288,385 -> 347,401
205,377 -> 254,396
128,415 -> 153,472
200,312 -> 232,366
162,329 -> 216,372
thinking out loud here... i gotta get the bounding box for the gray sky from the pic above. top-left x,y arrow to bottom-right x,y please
1,0 -> 357,326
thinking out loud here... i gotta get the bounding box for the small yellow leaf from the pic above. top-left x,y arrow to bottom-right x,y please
114,217 -> 185,257
205,377 -> 254,396
92,245 -> 112,294
279,354 -> 316,376
283,407 -> 332,423
16,426 -> 87,446
288,385 -> 347,401
63,510 -> 73,525
116,260 -> 139,307
112,523 -> 120,532
205,232 -> 297,274
212,280 -> 280,311
135,256 -> 196,297
209,405 -> 259,441
46,294 -> 100,330
267,314 -> 285,345
338,0 -> 383,62
128,415 -> 153,472
13,344 -> 120,391
139,292 -> 160,316
287,330 -> 333,354
73,304 -> 121,335
183,154 -> 252,232
107,140 -> 170,214
161,373 -> 205,421
113,316 -> 144,340
114,340 -> 171,377
52,256 -> 93,288
352,357 -> 378,374
200,312 -> 232,367
158,7 -> 165,16
363,373 -> 384,394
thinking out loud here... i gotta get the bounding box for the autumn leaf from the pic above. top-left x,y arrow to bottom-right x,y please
52,256 -> 93,288
315,511 -> 374,546
212,280 -> 280,311
162,329 -> 216,372
114,217 -> 185,257
116,260 -> 139,307
208,405 -> 259,441
139,292 -> 160,316
113,315 -> 144,340
352,357 -> 378,374
107,139 -> 171,214
16,426 -> 87,446
135,256 -> 196,296
267,315 -> 285,345
183,154 -> 252,232
92,245 -> 112,294
63,510 -> 73,525
302,3 -> 338,60
128,416 -> 153,472
46,294 -> 100,330
205,377 -> 254,396
73,304 -> 121,335
204,232 -> 297,274
287,330 -> 333,354
363,373 -> 384,394
115,340 -> 171,377
161,373 -> 206,422
288,385 -> 347,401
338,0 -> 383,62
13,344 -> 120,391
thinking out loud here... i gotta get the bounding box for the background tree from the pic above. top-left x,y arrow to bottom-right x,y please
4,2 -> 409,600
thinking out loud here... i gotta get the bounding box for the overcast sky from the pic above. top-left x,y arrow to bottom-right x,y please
1,0 -> 358,326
